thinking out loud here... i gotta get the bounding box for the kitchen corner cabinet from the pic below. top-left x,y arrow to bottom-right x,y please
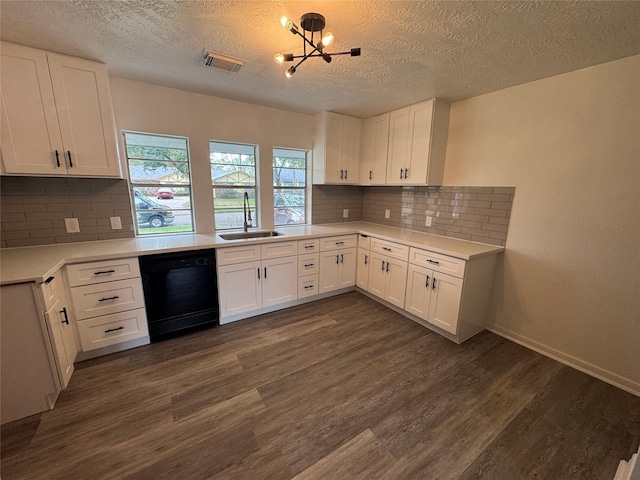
359,113 -> 389,185
41,274 -> 78,388
0,42 -> 121,178
318,235 -> 357,293
1,272 -> 78,424
312,111 -> 361,184
385,98 -> 450,186
217,242 -> 298,321
367,239 -> 409,309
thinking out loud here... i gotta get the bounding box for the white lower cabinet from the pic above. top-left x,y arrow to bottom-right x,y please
41,273 -> 77,388
319,248 -> 357,293
367,252 -> 408,309
217,248 -> 297,321
405,264 -> 463,334
67,257 -> 149,352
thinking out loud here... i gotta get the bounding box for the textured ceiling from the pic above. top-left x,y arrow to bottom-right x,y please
1,1 -> 640,118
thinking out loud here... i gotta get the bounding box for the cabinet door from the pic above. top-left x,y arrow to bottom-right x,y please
340,115 -> 360,183
262,256 -> 297,308
360,113 -> 389,185
385,258 -> 408,309
337,248 -> 356,288
0,42 -> 65,175
218,261 -> 262,317
405,264 -> 431,320
406,99 -> 434,183
44,299 -> 74,388
356,249 -> 370,290
319,251 -> 340,293
367,252 -> 387,299
428,273 -> 463,335
386,107 -> 410,184
47,53 -> 121,177
324,114 -> 343,183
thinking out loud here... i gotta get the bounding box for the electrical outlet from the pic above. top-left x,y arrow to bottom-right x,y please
343,209 -> 349,219
385,209 -> 390,219
425,216 -> 432,227
110,216 -> 122,230
64,218 -> 80,233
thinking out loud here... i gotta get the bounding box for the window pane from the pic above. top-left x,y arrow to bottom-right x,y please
210,141 -> 258,230
124,132 -> 194,236
214,188 -> 255,230
273,148 -> 307,226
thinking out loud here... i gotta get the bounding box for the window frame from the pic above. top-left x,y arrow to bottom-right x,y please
123,131 -> 195,236
210,140 -> 259,231
272,147 -> 309,227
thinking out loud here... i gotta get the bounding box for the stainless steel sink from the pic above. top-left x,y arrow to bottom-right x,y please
219,231 -> 283,240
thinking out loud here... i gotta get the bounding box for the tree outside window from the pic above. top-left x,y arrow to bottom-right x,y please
273,148 -> 307,226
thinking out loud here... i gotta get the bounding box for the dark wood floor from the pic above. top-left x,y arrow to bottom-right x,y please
2,292 -> 639,479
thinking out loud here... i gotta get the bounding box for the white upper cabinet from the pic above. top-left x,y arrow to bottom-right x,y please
0,42 -> 121,178
359,113 -> 389,185
313,111 -> 361,184
385,98 -> 450,186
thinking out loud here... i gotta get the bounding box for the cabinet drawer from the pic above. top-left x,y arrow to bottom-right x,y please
261,241 -> 297,260
358,234 -> 371,250
70,278 -> 145,320
298,275 -> 319,298
298,254 -> 319,277
216,245 -> 261,266
408,247 -> 466,278
66,258 -> 140,287
371,238 -> 409,261
320,235 -> 357,251
298,238 -> 319,254
76,308 -> 149,351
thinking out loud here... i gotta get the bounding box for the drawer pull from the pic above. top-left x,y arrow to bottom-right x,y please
304,245 -> 314,249
425,275 -> 430,288
257,268 -> 260,280
369,170 -> 372,180
335,241 -> 345,245
400,168 -> 404,179
336,255 -> 340,264
44,276 -> 55,284
340,254 -> 344,264
67,150 -> 74,168
304,285 -> 314,290
382,246 -> 392,252
381,261 -> 385,271
94,269 -> 116,275
427,259 -> 440,265
304,263 -> 315,268
54,150 -> 61,167
404,168 -> 408,179
340,169 -> 344,179
105,326 -> 124,333
386,262 -> 389,272
98,296 -> 120,302
60,307 -> 70,325
364,255 -> 368,265
432,278 -> 437,290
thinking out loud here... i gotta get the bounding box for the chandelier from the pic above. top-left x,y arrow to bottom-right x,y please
274,13 -> 361,78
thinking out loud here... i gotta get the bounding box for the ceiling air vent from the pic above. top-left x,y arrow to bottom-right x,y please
202,49 -> 245,73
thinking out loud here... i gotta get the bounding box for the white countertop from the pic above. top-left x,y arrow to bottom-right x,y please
0,222 -> 503,285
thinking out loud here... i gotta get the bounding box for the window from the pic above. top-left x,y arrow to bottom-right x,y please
123,132 -> 194,235
210,141 -> 258,230
273,148 -> 307,226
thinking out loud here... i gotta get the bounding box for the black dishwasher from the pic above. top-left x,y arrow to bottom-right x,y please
139,249 -> 218,341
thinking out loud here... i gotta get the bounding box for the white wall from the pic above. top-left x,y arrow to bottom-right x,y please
444,55 -> 640,394
109,78 -> 314,232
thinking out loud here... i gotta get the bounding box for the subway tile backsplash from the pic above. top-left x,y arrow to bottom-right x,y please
1,179 -> 513,249
313,185 -> 515,246
0,177 -> 135,248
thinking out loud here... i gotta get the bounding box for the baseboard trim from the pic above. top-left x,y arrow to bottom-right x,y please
487,325 -> 640,398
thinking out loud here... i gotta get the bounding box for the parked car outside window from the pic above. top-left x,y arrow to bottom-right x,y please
134,191 -> 174,227
157,188 -> 174,199
274,193 -> 305,225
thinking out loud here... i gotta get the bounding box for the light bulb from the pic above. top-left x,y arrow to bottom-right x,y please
285,66 -> 296,78
320,32 -> 334,49
280,16 -> 288,27
274,53 -> 284,64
